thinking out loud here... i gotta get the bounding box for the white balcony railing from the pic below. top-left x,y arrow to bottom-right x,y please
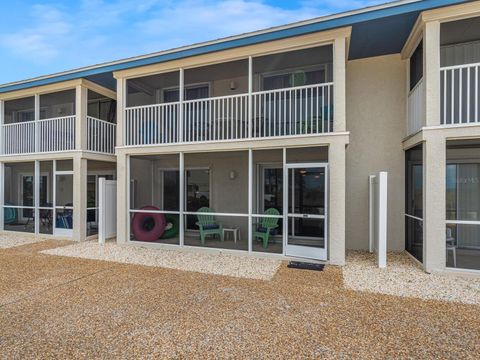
407,79 -> 425,135
124,83 -> 334,146
125,102 -> 180,146
2,116 -> 75,155
1,115 -> 116,155
253,83 -> 333,137
2,121 -> 35,155
184,93 -> 249,142
87,116 -> 116,154
441,62 -> 480,125
38,116 -> 76,153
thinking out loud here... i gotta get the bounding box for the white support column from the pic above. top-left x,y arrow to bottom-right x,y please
75,85 -> 88,150
282,148 -> 287,255
328,139 -> 346,265
0,162 -> 4,231
248,148 -> 252,253
53,160 -> 56,234
73,155 -> 87,241
179,152 -> 184,246
0,99 -> 4,155
34,94 -> 40,152
333,37 -> 347,132
179,69 -> 184,143
248,56 -> 253,139
116,152 -> 128,244
423,134 -> 446,272
34,160 -> 39,235
116,77 -> 125,147
424,21 -> 441,127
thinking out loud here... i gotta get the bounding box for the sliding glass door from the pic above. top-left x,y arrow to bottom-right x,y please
446,163 -> 480,270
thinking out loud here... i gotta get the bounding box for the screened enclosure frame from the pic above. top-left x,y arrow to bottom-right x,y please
0,159 -> 75,237
126,147 -> 329,260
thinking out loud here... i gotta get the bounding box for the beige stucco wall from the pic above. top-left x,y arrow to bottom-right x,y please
345,54 -> 406,251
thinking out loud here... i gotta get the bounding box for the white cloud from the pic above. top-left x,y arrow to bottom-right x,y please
0,0 -> 386,77
0,4 -> 72,62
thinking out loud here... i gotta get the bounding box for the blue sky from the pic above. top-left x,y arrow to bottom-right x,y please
0,0 -> 387,84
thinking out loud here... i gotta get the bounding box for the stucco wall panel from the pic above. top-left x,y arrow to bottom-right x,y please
346,54 -> 406,251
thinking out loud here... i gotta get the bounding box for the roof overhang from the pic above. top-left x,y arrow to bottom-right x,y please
0,0 -> 469,94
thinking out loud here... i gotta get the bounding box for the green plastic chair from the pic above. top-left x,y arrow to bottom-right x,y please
196,207 -> 224,245
254,208 -> 280,248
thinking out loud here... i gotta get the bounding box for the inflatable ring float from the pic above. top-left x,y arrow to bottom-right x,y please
160,214 -> 179,239
131,206 -> 166,242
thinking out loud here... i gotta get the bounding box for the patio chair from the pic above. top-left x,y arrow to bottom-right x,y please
254,208 -> 280,248
196,207 -> 223,245
446,226 -> 457,268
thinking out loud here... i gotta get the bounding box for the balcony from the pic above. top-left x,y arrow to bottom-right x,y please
1,88 -> 117,156
439,17 -> 480,127
440,61 -> 480,126
125,83 -> 333,146
124,45 -> 335,146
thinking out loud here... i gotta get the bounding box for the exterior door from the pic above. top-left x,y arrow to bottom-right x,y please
286,163 -> 327,260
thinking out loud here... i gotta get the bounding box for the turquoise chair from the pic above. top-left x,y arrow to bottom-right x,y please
254,208 -> 280,248
196,207 -> 223,245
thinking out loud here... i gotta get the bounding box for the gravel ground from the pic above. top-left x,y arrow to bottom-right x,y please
1,241 -> 479,358
41,240 -> 282,280
343,251 -> 480,305
0,232 -> 47,248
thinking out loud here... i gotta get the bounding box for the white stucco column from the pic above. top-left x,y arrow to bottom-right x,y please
333,36 -> 347,132
328,138 -> 347,265
0,162 -> 4,232
73,155 -> 87,241
116,78 -> 125,148
423,132 -> 446,272
75,85 -> 88,150
116,151 -> 128,244
424,21 -> 441,127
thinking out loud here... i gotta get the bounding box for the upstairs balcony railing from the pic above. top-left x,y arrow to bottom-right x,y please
407,79 -> 425,136
87,116 -> 116,154
124,83 -> 334,146
441,62 -> 480,126
1,115 -> 116,155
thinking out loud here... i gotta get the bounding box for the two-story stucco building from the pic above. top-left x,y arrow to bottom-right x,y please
0,0 -> 479,275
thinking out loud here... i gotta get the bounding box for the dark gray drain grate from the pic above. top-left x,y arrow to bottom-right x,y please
287,261 -> 325,271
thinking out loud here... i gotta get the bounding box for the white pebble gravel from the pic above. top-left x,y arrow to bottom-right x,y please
41,241 -> 282,280
343,251 -> 480,305
0,233 -> 46,249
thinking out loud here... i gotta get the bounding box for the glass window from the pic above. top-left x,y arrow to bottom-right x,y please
163,85 -> 210,103
4,97 -> 35,124
185,169 -> 210,230
39,90 -> 75,120
446,140 -> 480,270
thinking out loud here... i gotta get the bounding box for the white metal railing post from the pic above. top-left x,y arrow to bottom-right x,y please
248,56 -> 253,139
34,94 -> 39,152
98,177 -> 106,244
179,68 -> 184,143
